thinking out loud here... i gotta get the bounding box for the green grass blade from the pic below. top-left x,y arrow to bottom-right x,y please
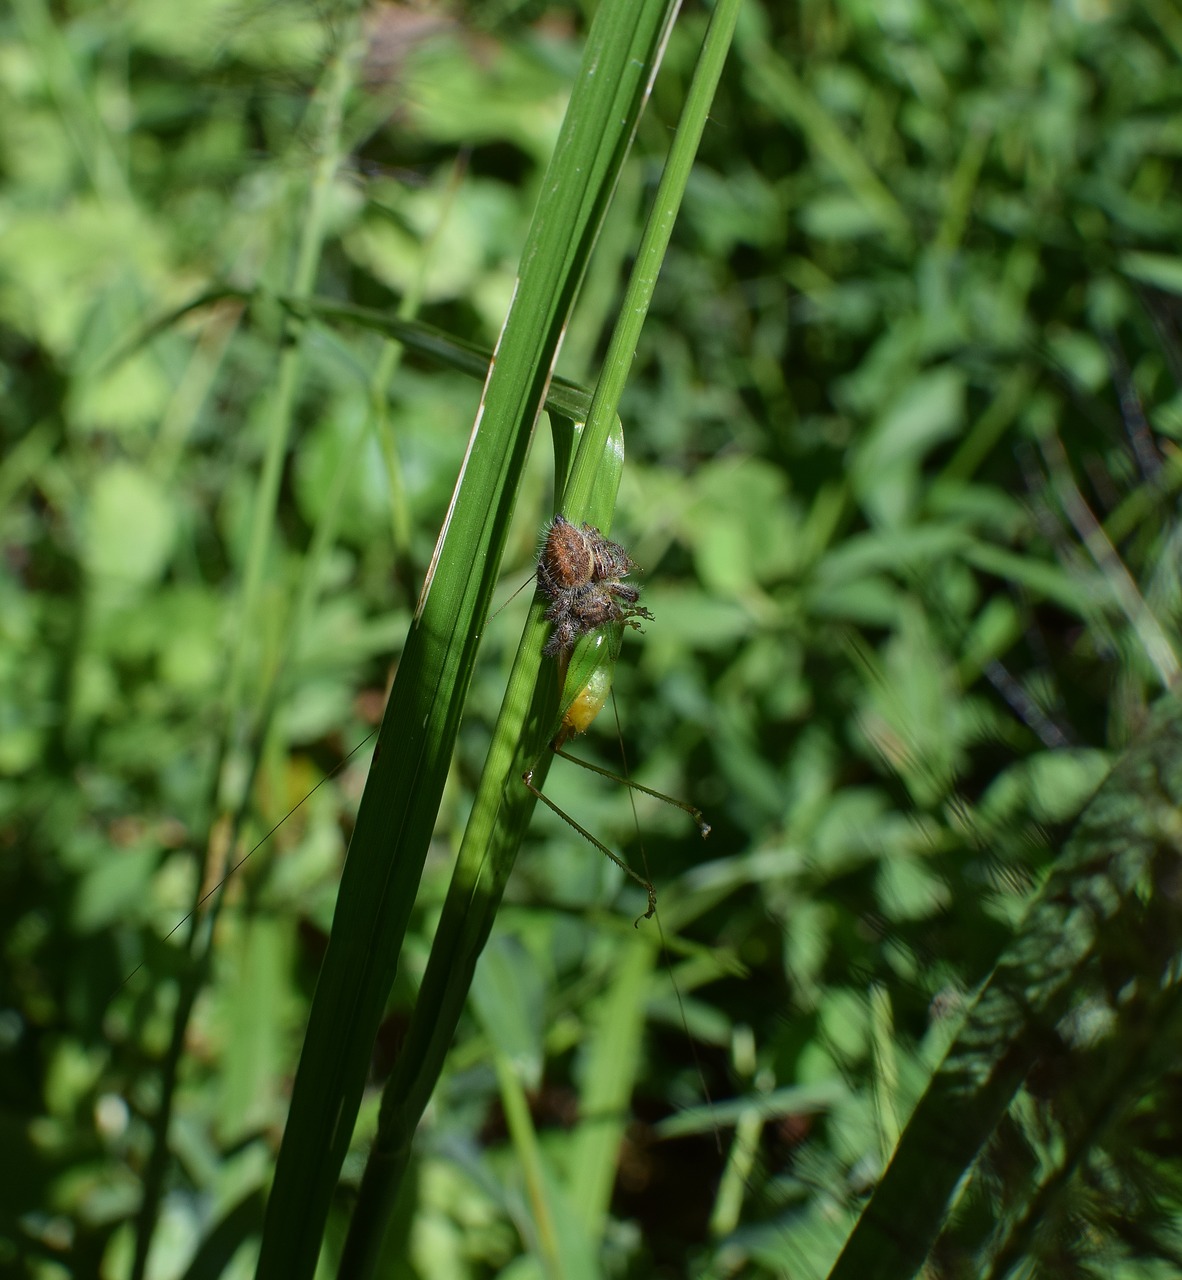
489,1046 -> 601,1280
103,290 -> 596,429
255,4 -> 680,1276
566,931 -> 658,1239
562,0 -> 743,527
559,0 -> 743,1232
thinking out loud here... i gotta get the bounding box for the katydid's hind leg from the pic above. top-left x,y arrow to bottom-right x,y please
521,762 -> 657,921
552,746 -> 711,838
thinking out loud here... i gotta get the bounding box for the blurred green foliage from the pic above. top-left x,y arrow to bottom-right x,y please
4,0 -> 1182,1276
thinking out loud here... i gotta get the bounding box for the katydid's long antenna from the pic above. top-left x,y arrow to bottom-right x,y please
110,729 -> 378,999
485,572 -> 535,629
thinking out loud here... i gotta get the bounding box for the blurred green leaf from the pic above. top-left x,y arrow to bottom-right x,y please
85,463 -> 177,585
6,0 -> 1182,1275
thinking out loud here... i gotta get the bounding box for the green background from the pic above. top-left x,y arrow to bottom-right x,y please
4,0 -> 1182,1276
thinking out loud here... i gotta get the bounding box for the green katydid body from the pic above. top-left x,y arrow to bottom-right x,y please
554,626 -> 622,745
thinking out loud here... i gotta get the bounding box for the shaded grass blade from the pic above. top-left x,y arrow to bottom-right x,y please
827,691 -> 1182,1280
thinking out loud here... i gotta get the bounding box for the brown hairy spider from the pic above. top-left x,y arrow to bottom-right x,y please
537,515 -> 654,657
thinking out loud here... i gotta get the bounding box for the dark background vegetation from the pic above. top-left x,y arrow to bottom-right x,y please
4,0 -> 1182,1276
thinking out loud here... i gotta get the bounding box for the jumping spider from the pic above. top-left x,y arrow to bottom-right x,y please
537,514 -> 654,657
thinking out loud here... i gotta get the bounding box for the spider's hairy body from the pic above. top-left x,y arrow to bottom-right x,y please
536,515 -> 653,657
